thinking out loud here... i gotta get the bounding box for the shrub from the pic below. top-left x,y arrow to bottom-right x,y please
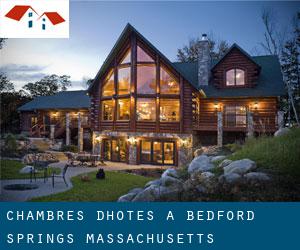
3,133 -> 18,156
61,144 -> 78,153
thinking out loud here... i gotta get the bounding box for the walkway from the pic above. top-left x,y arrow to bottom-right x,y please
0,161 -> 167,202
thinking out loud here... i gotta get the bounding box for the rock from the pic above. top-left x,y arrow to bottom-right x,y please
193,148 -> 204,157
183,179 -> 196,191
161,168 -> 179,179
201,146 -> 223,156
128,188 -> 144,195
132,185 -> 159,202
224,159 -> 256,175
188,155 -> 214,174
161,175 -> 182,187
244,172 -> 270,182
274,127 -> 290,137
19,165 -> 34,174
211,155 -> 226,163
118,192 -> 137,202
218,159 -> 233,169
144,179 -> 162,188
200,171 -> 215,180
158,185 -> 182,201
219,173 -> 242,184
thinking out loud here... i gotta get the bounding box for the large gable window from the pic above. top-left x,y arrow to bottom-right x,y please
160,67 -> 179,94
118,67 -> 130,95
102,70 -> 115,96
226,69 -> 245,86
136,98 -> 156,121
137,65 -> 156,94
137,46 -> 154,62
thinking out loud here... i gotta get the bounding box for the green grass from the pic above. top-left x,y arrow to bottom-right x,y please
31,171 -> 153,202
0,160 -> 61,180
229,128 -> 300,177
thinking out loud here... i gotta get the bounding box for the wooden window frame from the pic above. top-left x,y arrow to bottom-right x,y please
225,68 -> 246,87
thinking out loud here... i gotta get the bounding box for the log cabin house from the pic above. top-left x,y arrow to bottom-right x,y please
18,24 -> 285,166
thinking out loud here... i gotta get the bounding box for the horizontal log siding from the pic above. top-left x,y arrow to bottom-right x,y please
212,47 -> 260,88
197,97 -> 278,132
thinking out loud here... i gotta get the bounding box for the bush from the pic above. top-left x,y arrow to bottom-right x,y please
229,128 -> 300,177
3,133 -> 18,156
61,144 -> 78,153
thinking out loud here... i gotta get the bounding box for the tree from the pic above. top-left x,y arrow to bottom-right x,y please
0,38 -> 6,49
22,74 -> 71,97
177,35 -> 230,62
0,74 -> 15,93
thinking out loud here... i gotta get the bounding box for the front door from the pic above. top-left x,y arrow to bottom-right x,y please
102,138 -> 127,162
140,140 -> 176,166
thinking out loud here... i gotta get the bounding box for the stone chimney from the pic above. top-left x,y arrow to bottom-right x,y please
198,34 -> 210,86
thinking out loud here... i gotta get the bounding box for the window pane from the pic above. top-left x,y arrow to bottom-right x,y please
153,141 -> 163,164
141,140 -> 151,163
137,45 -> 154,62
120,49 -> 131,64
160,99 -> 180,122
102,70 -> 115,96
136,98 -> 156,121
226,69 -> 235,86
102,100 -> 114,121
236,69 -> 245,85
160,67 -> 179,94
137,65 -> 156,94
236,106 -> 247,126
118,67 -> 130,95
117,98 -> 130,120
164,142 -> 174,165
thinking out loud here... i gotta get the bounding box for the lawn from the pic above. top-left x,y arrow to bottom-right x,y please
31,171 -> 153,202
0,160 -> 61,180
229,128 -> 300,177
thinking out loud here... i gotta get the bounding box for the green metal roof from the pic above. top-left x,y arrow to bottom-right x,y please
18,91 -> 90,111
172,55 -> 285,98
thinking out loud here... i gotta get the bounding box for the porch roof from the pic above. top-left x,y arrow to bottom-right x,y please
18,90 -> 90,111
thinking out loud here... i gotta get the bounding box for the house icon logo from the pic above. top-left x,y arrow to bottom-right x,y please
0,0 -> 69,38
5,5 -> 65,30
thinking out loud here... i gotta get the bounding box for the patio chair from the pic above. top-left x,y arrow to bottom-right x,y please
30,161 -> 49,183
52,164 -> 69,188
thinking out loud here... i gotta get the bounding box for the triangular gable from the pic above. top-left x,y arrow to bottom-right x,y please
88,23 -> 197,93
5,5 -> 38,21
211,43 -> 261,71
39,12 -> 65,25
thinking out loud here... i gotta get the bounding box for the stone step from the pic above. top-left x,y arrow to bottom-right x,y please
46,151 -> 68,161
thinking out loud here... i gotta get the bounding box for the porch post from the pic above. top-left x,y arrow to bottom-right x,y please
50,124 -> 55,141
217,111 -> 223,147
277,111 -> 284,129
247,111 -> 254,138
78,113 -> 83,152
65,113 -> 70,146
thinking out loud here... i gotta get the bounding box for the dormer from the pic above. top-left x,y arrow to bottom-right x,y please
211,44 -> 261,89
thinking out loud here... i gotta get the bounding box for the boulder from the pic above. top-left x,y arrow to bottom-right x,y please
183,179 -> 196,191
158,185 -> 182,201
244,172 -> 270,182
128,188 -> 144,195
161,168 -> 179,179
274,127 -> 290,137
193,148 -> 204,157
118,192 -> 137,202
161,175 -> 183,188
211,155 -> 226,163
219,173 -> 242,184
19,165 -> 34,174
132,185 -> 159,202
218,159 -> 233,169
188,155 -> 214,174
144,179 -> 162,188
224,159 -> 256,175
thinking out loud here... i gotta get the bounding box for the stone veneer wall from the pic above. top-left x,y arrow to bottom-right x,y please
92,131 -> 194,167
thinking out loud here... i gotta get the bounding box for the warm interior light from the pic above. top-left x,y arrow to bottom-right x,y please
95,136 -> 102,142
127,137 -> 137,145
254,102 -> 258,110
214,102 -> 219,111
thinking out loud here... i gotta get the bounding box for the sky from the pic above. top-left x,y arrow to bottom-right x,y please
0,1 -> 298,90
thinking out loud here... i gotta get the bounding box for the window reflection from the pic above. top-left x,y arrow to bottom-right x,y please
226,69 -> 245,86
120,49 -> 131,64
117,98 -> 130,120
102,100 -> 114,121
102,70 -> 115,96
137,65 -> 156,94
160,99 -> 180,122
136,98 -> 156,121
137,46 -> 154,62
118,67 -> 130,95
160,67 -> 179,94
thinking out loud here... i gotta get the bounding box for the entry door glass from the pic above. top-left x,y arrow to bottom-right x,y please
164,142 -> 174,165
111,139 -> 119,161
141,141 -> 151,163
119,139 -> 126,162
103,140 -> 111,161
153,141 -> 163,164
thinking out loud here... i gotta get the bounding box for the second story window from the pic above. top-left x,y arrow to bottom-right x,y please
226,69 -> 245,86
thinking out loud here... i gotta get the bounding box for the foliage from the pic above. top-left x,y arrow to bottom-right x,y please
3,133 -> 17,154
31,171 -> 153,201
224,142 -> 243,153
0,160 -> 61,180
229,128 -> 300,177
61,144 -> 78,153
22,74 -> 71,97
177,34 -> 230,62
0,73 -> 15,93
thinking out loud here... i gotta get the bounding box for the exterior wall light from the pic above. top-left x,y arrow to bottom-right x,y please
95,136 -> 102,142
254,102 -> 258,110
214,102 -> 219,111
180,138 -> 189,147
127,137 -> 137,145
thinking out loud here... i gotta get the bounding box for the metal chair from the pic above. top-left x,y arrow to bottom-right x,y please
52,164 -> 69,188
